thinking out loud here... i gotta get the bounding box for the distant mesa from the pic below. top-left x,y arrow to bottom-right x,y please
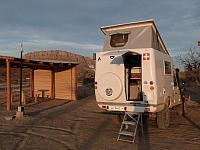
24,50 -> 95,80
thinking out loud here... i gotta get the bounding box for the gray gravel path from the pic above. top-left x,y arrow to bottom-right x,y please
0,94 -> 200,150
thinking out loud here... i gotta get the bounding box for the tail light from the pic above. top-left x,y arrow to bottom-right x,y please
150,86 -> 154,90
150,81 -> 154,85
102,105 -> 107,109
94,81 -> 97,89
124,107 -> 127,111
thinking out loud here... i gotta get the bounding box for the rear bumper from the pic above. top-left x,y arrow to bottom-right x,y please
97,102 -> 165,113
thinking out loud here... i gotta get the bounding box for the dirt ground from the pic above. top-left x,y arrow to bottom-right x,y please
0,85 -> 200,150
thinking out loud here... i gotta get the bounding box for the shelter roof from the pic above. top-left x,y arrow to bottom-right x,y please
0,55 -> 79,70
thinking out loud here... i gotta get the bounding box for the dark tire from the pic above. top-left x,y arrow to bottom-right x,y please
175,103 -> 186,116
156,106 -> 170,129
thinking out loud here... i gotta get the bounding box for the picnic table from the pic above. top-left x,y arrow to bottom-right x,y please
37,89 -> 49,98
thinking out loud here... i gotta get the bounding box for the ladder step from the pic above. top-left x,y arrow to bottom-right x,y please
117,112 -> 144,143
123,121 -> 136,125
117,138 -> 134,143
126,112 -> 141,115
119,131 -> 134,137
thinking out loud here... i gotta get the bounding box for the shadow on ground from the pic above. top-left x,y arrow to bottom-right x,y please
26,100 -> 72,116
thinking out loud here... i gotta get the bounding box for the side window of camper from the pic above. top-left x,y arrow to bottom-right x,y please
110,33 -> 129,47
164,61 -> 172,74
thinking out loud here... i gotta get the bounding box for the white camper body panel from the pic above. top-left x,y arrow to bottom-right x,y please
95,48 -> 181,113
96,51 -> 127,103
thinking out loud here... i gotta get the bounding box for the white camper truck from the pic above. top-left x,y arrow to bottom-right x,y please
95,20 -> 181,130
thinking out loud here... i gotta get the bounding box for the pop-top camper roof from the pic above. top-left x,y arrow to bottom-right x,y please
101,19 -> 169,55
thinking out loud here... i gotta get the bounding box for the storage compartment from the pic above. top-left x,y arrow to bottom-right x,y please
129,78 -> 142,100
124,54 -> 142,101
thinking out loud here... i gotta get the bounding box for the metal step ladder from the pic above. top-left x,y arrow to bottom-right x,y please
117,112 -> 143,143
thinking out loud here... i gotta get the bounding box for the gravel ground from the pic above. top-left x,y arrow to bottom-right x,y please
0,86 -> 200,150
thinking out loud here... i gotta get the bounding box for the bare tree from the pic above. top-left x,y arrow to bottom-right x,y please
178,47 -> 200,85
179,47 -> 200,71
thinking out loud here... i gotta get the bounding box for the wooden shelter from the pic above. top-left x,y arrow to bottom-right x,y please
0,56 -> 79,111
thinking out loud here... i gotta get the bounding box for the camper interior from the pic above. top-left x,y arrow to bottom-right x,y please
124,54 -> 142,101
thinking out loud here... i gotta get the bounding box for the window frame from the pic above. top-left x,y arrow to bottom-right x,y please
110,32 -> 129,48
164,60 -> 172,75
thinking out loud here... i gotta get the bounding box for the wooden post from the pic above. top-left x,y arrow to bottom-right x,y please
72,65 -> 77,100
22,90 -> 27,104
71,66 -> 72,100
6,60 -> 11,111
51,70 -> 55,99
30,69 -> 34,98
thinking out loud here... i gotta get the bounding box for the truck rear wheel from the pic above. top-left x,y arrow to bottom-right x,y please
156,106 -> 170,129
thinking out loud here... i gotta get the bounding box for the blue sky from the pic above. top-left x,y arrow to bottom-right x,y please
0,0 -> 199,59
